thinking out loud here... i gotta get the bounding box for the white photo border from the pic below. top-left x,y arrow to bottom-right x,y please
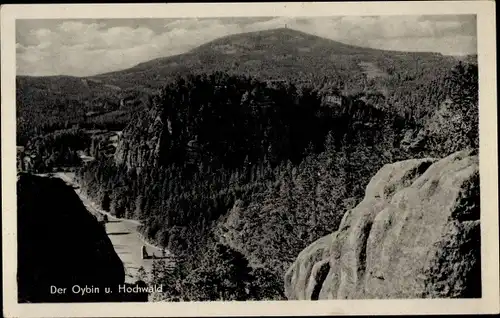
2,2 -> 498,317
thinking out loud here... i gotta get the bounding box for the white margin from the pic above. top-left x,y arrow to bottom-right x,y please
1,2 -> 498,317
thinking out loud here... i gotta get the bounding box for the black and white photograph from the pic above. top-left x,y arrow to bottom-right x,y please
2,2 -> 498,317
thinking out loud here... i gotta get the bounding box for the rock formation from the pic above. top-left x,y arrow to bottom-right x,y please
114,102 -> 166,171
284,149 -> 481,299
17,174 -> 148,302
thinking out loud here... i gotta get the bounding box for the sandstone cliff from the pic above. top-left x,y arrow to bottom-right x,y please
284,149 -> 480,299
114,102 -> 164,171
114,94 -> 192,172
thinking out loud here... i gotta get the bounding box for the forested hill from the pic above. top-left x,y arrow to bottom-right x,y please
16,75 -> 153,145
18,27 -> 479,301
77,59 -> 478,300
17,28 -> 465,145
19,27 -> 462,92
98,27 -> 454,88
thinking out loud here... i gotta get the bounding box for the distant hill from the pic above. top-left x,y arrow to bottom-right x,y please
17,27 -> 461,144
19,27 -> 458,92
94,28 -> 453,88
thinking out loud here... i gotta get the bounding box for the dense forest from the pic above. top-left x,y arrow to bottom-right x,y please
16,75 -> 152,145
15,26 -> 478,301
21,128 -> 91,172
72,59 -> 478,300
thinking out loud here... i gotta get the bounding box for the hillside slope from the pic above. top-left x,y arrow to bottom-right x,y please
284,149 -> 480,299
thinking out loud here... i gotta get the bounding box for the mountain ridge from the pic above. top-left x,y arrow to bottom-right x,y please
17,27 -> 474,81
16,26 -> 468,145
16,27 -> 459,87
96,27 -> 446,80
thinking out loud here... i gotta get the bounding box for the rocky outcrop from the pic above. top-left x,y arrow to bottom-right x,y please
17,174 -> 148,302
114,104 -> 164,171
284,149 -> 480,299
114,96 -> 204,173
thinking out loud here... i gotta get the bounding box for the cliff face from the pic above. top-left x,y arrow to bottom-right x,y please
17,174 -> 127,303
284,149 -> 481,299
114,103 -> 164,171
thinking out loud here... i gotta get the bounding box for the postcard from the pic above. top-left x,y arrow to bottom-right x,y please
2,2 -> 498,317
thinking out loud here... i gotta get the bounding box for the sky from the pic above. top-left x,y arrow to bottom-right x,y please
16,15 -> 477,77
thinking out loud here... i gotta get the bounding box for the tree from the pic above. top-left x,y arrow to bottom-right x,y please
415,62 -> 479,157
183,243 -> 252,301
449,62 -> 479,149
248,267 -> 285,300
102,191 -> 111,211
136,266 -> 148,282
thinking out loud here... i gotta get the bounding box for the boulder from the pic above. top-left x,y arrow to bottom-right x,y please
284,149 -> 480,299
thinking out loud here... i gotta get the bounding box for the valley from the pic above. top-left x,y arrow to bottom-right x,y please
55,172 -> 175,284
15,26 -> 480,302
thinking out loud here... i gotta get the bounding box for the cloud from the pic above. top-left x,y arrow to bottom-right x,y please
280,15 -> 474,41
252,15 -> 476,55
16,15 -> 477,76
17,18 -> 246,76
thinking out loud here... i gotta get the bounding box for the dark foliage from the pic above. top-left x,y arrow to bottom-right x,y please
23,128 -> 91,172
16,75 -> 150,145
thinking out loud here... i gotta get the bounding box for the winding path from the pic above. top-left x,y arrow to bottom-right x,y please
54,172 -> 175,283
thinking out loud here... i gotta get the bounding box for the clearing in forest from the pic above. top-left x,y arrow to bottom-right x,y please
358,61 -> 389,79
